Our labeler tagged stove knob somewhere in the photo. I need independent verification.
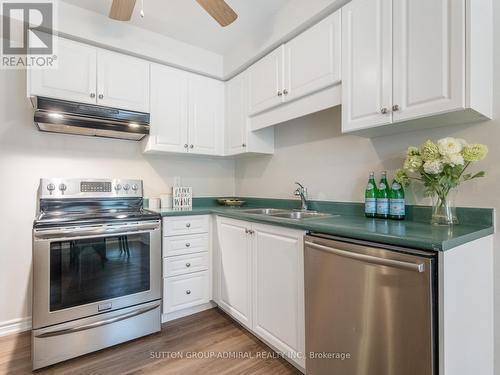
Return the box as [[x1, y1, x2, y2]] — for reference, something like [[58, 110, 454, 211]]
[[59, 183, 67, 192], [123, 184, 130, 191], [47, 183, 55, 195], [131, 184, 139, 191], [114, 184, 122, 191]]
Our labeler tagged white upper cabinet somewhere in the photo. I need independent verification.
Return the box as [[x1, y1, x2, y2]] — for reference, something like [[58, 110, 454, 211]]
[[392, 0, 464, 123], [225, 72, 247, 155], [341, 0, 393, 132], [149, 64, 189, 153], [225, 71, 275, 156], [342, 0, 492, 135], [284, 11, 342, 103], [216, 217, 253, 329], [248, 46, 285, 116], [96, 50, 150, 112], [188, 75, 224, 155], [144, 64, 224, 156], [29, 38, 97, 104], [247, 10, 342, 131], [29, 37, 150, 113]]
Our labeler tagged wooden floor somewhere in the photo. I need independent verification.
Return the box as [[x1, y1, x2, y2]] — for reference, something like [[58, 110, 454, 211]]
[[0, 308, 301, 375]]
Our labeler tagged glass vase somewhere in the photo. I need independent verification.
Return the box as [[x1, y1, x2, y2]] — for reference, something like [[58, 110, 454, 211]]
[[431, 190, 459, 225]]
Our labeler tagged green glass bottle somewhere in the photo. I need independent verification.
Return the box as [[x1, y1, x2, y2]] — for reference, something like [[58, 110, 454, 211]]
[[389, 179, 406, 220], [364, 172, 377, 218], [376, 171, 390, 219]]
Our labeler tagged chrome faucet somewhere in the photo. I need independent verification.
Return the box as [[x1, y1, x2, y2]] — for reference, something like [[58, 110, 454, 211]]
[[294, 182, 308, 211]]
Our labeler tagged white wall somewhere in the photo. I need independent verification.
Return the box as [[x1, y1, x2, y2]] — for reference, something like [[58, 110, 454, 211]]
[[55, 1, 223, 78], [0, 67, 235, 325]]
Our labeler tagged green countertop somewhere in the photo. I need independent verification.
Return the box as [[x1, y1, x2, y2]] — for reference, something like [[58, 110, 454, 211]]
[[149, 198, 494, 252]]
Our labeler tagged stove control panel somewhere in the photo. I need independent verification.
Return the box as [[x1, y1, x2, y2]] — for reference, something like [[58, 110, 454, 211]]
[[80, 181, 112, 193], [39, 178, 144, 199]]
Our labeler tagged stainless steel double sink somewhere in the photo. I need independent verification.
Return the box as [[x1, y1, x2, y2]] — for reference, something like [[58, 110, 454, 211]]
[[239, 208, 332, 220]]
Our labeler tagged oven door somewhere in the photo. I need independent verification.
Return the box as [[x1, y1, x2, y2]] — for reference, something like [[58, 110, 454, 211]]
[[32, 220, 161, 329]]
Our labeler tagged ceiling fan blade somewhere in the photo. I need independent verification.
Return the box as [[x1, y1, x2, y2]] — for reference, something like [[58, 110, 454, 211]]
[[109, 0, 137, 21], [196, 0, 238, 27]]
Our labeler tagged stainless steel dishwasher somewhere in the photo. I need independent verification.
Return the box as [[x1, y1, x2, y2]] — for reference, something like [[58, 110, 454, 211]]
[[304, 234, 437, 375]]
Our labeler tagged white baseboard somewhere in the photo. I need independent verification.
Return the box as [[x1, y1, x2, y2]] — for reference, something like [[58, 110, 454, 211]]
[[0, 317, 32, 337], [161, 302, 217, 323]]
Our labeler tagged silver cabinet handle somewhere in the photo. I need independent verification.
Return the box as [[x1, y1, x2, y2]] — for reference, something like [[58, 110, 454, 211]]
[[185, 243, 191, 248], [381, 108, 389, 114], [34, 221, 160, 239], [90, 93, 96, 98], [186, 263, 191, 268], [184, 144, 189, 149], [242, 143, 246, 147], [392, 104, 400, 111], [277, 90, 283, 96], [186, 223, 191, 228], [34, 303, 160, 338], [186, 290, 191, 295], [305, 241, 425, 273], [98, 94, 104, 99], [246, 229, 255, 235], [283, 89, 289, 95], [190, 144, 194, 149]]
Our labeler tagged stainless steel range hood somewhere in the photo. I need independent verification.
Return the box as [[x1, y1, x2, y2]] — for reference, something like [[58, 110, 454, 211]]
[[34, 97, 150, 141]]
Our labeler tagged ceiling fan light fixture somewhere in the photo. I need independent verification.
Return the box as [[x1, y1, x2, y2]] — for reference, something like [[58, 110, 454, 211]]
[[195, 0, 238, 27]]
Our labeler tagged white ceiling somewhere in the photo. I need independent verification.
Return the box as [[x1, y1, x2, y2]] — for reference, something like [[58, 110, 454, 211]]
[[61, 0, 291, 55]]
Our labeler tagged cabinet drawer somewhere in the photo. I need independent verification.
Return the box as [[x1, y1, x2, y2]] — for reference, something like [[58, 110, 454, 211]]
[[163, 233, 209, 257], [163, 271, 210, 313], [163, 252, 209, 277], [163, 216, 209, 236]]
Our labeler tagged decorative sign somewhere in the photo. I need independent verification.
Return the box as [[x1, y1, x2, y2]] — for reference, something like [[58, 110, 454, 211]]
[[173, 187, 192, 209]]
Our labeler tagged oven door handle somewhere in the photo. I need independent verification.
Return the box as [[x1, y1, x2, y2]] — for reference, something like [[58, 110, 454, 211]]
[[34, 221, 160, 239], [34, 302, 161, 338]]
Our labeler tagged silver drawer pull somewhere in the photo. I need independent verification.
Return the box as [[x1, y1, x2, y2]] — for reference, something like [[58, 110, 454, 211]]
[[185, 263, 191, 268], [305, 241, 425, 273], [34, 303, 160, 338], [186, 223, 191, 228], [185, 243, 191, 247], [186, 290, 191, 295]]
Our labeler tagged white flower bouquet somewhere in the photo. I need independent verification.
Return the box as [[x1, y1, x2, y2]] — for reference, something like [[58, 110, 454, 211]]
[[395, 137, 488, 225]]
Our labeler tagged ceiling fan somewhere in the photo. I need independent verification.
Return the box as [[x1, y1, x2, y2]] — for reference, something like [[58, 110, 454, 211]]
[[109, 0, 238, 27]]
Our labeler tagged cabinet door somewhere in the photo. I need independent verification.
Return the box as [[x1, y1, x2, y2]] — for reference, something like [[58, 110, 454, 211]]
[[163, 271, 210, 313], [252, 223, 305, 368], [225, 72, 248, 155], [284, 10, 341, 103], [341, 0, 393, 132], [149, 64, 189, 153], [29, 37, 97, 104], [188, 74, 224, 155], [248, 46, 285, 116], [97, 49, 150, 112], [392, 0, 465, 122], [216, 217, 252, 329]]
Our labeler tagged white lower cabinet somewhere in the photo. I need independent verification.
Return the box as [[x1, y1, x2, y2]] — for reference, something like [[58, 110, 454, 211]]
[[162, 216, 212, 320], [163, 271, 210, 313], [215, 216, 305, 370], [215, 217, 253, 329], [252, 223, 305, 369]]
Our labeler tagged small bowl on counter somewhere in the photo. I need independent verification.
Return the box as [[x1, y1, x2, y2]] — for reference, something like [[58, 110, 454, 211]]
[[217, 198, 247, 207]]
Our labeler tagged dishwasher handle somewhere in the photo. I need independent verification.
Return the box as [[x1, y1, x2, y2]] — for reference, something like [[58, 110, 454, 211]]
[[305, 241, 425, 273]]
